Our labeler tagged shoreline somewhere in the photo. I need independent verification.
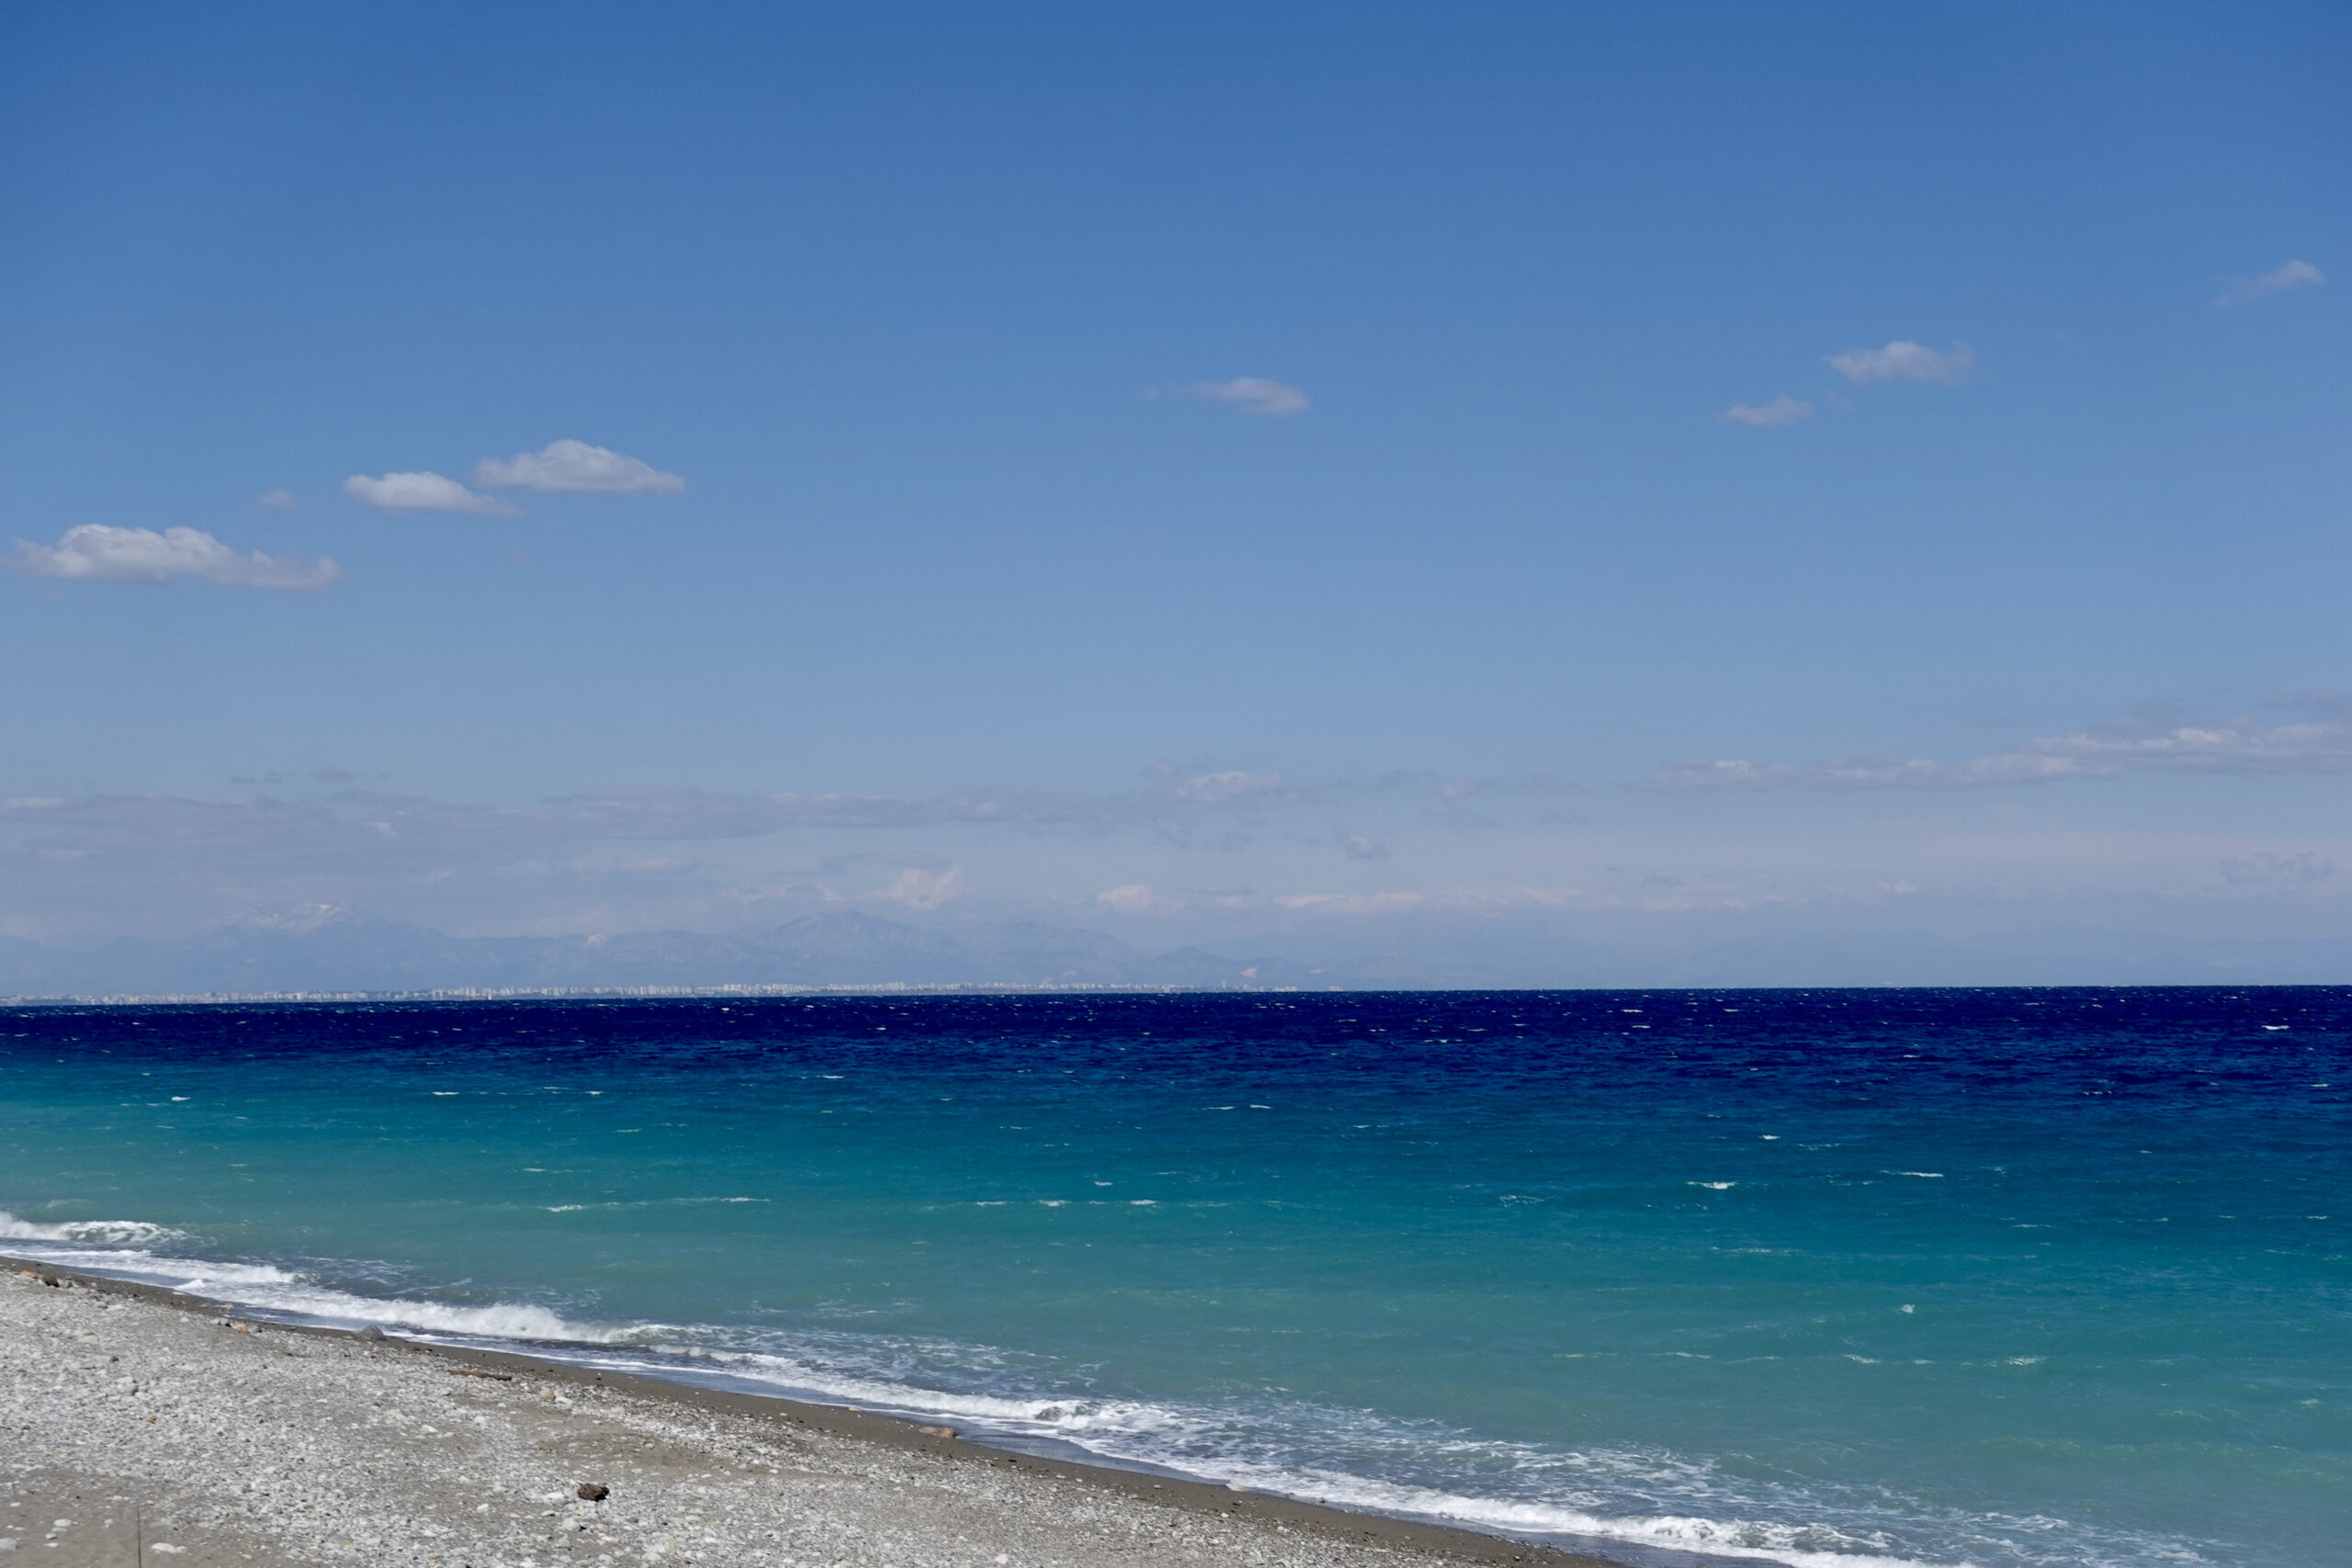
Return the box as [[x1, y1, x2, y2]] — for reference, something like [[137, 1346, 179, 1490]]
[[3, 1250, 1639, 1568]]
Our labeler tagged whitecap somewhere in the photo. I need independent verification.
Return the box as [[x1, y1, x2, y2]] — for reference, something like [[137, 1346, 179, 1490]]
[[0, 1210, 184, 1246], [0, 1203, 2216, 1568]]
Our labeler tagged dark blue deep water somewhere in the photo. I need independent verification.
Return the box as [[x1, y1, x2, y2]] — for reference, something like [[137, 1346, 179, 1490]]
[[1, 989, 2344, 1568]]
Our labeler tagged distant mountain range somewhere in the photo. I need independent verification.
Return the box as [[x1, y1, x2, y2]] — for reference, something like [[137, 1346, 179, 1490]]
[[0, 909, 1328, 998], [5, 907, 2347, 998]]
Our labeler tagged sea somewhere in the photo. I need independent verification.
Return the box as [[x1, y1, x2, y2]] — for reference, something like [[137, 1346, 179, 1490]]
[[0, 990, 2342, 1568]]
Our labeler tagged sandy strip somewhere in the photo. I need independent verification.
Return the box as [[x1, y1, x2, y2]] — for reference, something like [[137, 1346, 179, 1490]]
[[0, 1258, 1619, 1568]]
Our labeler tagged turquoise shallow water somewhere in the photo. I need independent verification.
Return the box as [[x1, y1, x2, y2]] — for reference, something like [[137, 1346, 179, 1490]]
[[0, 990, 2344, 1568]]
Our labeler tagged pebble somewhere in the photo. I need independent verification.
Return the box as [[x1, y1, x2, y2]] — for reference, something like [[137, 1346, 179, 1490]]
[[0, 1269, 1473, 1568]]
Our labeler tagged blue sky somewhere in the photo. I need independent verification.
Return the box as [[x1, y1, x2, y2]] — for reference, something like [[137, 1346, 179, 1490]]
[[3, 3, 2347, 977]]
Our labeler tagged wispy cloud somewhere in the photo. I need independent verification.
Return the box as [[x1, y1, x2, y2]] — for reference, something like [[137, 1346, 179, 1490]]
[[1179, 378, 1309, 417], [1172, 770, 1286, 805], [545, 786, 1136, 837], [257, 488, 296, 512], [0, 775, 1285, 944], [11, 525, 344, 591], [1094, 883, 1168, 914], [865, 864, 965, 908], [1721, 396, 1815, 427], [474, 439, 685, 495], [0, 760, 1608, 943], [2216, 258, 2324, 307], [1643, 699, 2352, 791], [1825, 340, 1975, 386], [1271, 886, 1575, 916], [1273, 889, 1430, 915], [1645, 755, 2071, 790], [343, 470, 514, 514], [2220, 851, 2335, 886]]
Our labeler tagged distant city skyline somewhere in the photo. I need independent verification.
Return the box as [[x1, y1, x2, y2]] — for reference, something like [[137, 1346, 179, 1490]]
[[3, 3, 2346, 980]]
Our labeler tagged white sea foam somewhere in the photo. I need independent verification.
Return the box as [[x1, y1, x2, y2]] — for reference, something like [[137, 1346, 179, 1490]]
[[0, 1227, 597, 1343], [447, 1337, 2049, 1568], [0, 1217, 2199, 1568], [1248, 1477, 1950, 1568], [0, 1210, 184, 1246]]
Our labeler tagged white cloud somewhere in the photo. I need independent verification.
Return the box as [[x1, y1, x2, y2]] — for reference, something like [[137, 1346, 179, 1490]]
[[257, 488, 296, 512], [2220, 851, 2334, 886], [1274, 889, 1429, 914], [1644, 755, 2071, 790], [865, 865, 965, 909], [11, 525, 344, 591], [1183, 378, 1309, 417], [1825, 341, 1975, 386], [1644, 700, 2352, 791], [1095, 883, 1169, 913], [1721, 396, 1815, 427], [2217, 259, 2324, 307], [474, 439, 685, 495], [1267, 886, 1576, 917], [1173, 770, 1285, 805], [343, 470, 514, 514]]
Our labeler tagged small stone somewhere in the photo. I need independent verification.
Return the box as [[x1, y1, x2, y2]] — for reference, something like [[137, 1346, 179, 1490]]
[[575, 1483, 609, 1502], [916, 1425, 956, 1439], [357, 1325, 385, 1343]]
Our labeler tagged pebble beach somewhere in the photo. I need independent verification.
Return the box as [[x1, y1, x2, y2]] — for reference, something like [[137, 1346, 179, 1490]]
[[0, 1261, 1597, 1568]]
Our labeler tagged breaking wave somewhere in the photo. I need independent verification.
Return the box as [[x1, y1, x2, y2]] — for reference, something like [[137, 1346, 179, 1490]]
[[0, 1209, 183, 1246], [0, 1217, 2214, 1568]]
